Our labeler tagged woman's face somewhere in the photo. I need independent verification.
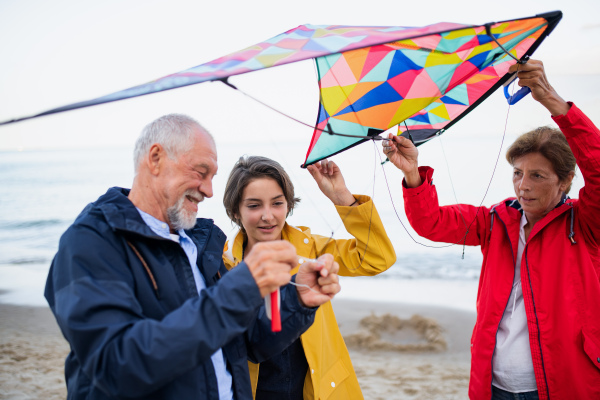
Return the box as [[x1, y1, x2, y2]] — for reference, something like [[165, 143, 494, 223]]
[[236, 177, 288, 250], [512, 152, 570, 222]]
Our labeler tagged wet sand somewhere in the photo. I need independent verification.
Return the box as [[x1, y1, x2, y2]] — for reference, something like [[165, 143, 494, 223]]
[[0, 304, 69, 400], [333, 299, 475, 399], [0, 299, 475, 399]]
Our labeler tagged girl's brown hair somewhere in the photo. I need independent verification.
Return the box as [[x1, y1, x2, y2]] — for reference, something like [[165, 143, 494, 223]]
[[223, 156, 300, 231]]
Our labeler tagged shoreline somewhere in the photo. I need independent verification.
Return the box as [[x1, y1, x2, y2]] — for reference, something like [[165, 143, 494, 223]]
[[0, 300, 475, 399]]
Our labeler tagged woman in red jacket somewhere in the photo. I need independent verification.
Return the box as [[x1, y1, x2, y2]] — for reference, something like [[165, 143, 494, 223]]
[[383, 59, 600, 400]]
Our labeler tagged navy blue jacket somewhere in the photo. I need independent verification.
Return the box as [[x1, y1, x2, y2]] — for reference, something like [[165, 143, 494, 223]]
[[44, 187, 316, 399]]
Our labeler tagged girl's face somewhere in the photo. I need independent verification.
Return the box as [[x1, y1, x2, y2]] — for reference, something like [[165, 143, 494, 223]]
[[236, 177, 288, 252]]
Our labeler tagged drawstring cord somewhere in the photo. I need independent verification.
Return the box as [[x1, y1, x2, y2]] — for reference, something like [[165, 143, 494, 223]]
[[568, 206, 577, 245], [511, 280, 520, 319]]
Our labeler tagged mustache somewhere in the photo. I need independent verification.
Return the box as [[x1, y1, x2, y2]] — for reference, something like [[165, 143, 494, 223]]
[[184, 190, 204, 203]]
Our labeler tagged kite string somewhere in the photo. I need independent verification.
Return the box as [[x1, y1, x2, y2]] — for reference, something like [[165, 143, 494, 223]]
[[219, 79, 391, 144], [224, 75, 383, 269], [221, 63, 518, 255], [310, 138, 378, 273], [375, 65, 518, 252], [437, 134, 467, 229], [436, 133, 469, 255], [220, 77, 385, 270]]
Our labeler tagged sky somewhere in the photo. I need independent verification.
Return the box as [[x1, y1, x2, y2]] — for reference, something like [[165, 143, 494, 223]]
[[0, 0, 599, 152], [1, 0, 600, 247]]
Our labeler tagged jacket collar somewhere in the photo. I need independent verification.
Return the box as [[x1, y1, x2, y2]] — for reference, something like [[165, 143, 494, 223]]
[[505, 193, 569, 213], [492, 193, 574, 243], [227, 222, 312, 265], [92, 187, 215, 240]]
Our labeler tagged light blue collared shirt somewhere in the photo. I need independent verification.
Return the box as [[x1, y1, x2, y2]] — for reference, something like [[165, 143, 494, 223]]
[[136, 209, 233, 400]]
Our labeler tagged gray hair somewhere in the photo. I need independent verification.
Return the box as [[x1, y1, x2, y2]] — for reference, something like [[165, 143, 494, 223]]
[[133, 114, 212, 173]]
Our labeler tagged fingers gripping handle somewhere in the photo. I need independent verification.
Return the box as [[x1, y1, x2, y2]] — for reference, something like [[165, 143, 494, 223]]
[[265, 289, 281, 332]]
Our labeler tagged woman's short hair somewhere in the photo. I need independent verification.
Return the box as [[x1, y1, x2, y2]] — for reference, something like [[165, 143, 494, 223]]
[[506, 126, 576, 193], [223, 156, 300, 231]]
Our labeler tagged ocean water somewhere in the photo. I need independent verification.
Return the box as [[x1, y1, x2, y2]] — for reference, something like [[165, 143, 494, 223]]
[[1, 76, 598, 312], [0, 141, 493, 310]]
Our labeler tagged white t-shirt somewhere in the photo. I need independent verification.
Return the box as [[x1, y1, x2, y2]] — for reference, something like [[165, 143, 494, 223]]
[[492, 212, 537, 392]]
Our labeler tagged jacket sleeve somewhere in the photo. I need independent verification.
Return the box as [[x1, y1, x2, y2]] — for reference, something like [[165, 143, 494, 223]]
[[46, 223, 266, 398], [402, 166, 491, 246], [221, 245, 317, 363], [244, 274, 317, 364], [311, 195, 396, 277], [552, 103, 600, 245]]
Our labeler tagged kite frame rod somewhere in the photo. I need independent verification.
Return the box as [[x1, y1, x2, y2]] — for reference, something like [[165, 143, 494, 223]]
[[484, 23, 521, 63]]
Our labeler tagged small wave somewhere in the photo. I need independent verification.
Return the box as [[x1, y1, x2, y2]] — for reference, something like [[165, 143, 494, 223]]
[[0, 219, 64, 230], [0, 257, 50, 266], [376, 253, 482, 280]]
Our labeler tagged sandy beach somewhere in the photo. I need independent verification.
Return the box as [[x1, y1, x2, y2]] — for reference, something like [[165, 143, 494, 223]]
[[0, 299, 474, 399], [334, 299, 474, 399]]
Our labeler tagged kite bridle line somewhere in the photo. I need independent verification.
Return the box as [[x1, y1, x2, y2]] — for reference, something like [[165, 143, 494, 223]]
[[219, 58, 524, 256], [219, 77, 381, 273], [218, 78, 392, 143], [375, 62, 521, 253]]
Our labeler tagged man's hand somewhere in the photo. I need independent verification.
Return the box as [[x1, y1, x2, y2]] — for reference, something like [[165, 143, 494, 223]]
[[508, 59, 570, 116], [306, 159, 356, 207], [382, 133, 422, 188], [244, 241, 297, 298], [295, 254, 341, 308]]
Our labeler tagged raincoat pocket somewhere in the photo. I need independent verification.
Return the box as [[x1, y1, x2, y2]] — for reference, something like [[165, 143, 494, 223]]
[[582, 329, 600, 372]]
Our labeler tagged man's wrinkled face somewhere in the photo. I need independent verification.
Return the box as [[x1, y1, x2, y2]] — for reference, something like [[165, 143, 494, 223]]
[[161, 128, 217, 231]]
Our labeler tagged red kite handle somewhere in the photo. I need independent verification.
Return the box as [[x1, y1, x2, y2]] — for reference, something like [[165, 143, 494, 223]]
[[270, 289, 281, 332]]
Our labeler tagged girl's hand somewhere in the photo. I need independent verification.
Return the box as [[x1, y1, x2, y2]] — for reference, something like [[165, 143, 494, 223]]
[[306, 159, 356, 206]]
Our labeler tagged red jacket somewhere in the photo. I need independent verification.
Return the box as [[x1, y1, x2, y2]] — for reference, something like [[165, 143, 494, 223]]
[[403, 104, 600, 399]]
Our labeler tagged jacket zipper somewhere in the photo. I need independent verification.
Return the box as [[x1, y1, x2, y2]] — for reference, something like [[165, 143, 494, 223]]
[[488, 210, 516, 399], [523, 248, 550, 398]]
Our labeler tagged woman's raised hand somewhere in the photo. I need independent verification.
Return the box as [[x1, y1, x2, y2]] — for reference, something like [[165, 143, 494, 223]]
[[508, 59, 570, 117], [382, 133, 422, 188], [306, 159, 356, 207]]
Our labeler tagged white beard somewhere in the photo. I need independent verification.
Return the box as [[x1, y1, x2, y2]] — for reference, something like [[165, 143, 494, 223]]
[[167, 190, 203, 230]]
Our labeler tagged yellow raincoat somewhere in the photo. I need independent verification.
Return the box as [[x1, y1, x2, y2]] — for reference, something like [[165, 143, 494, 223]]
[[223, 195, 396, 399]]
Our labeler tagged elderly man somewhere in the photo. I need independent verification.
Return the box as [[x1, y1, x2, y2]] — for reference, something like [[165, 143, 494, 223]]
[[44, 114, 341, 400]]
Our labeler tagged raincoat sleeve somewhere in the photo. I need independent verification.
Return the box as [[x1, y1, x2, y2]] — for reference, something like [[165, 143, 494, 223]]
[[552, 103, 600, 246], [244, 275, 317, 364], [402, 167, 491, 247], [46, 224, 315, 398], [312, 194, 396, 277]]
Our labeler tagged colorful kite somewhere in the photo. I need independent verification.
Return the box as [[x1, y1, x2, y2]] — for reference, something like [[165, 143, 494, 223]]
[[0, 11, 562, 167]]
